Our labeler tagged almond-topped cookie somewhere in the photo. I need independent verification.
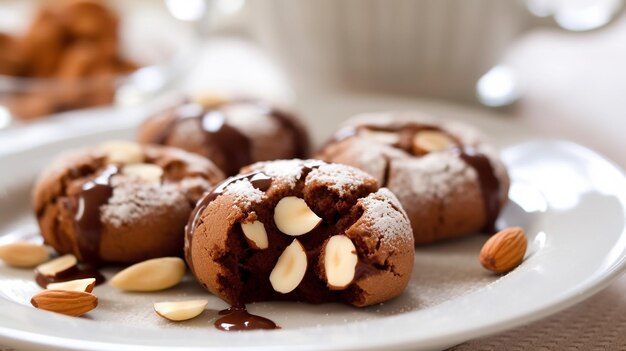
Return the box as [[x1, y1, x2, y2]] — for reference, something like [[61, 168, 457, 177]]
[[33, 141, 224, 264], [185, 159, 414, 307], [317, 112, 510, 244], [137, 96, 311, 176]]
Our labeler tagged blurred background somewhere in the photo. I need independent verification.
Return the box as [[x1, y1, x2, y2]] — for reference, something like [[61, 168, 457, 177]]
[[0, 0, 624, 166], [0, 1, 625, 349]]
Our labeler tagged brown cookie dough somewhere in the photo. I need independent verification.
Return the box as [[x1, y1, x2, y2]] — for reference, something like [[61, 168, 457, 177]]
[[137, 96, 311, 176], [185, 159, 414, 307], [317, 112, 510, 245], [33, 141, 224, 264]]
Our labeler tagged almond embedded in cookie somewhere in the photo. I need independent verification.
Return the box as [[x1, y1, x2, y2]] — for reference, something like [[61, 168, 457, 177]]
[[317, 112, 511, 244], [185, 159, 414, 307], [32, 141, 225, 264]]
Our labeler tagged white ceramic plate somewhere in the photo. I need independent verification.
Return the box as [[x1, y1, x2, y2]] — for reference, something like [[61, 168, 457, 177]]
[[0, 95, 625, 351]]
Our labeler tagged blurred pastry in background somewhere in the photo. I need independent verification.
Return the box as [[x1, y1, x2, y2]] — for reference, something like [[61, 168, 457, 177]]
[[0, 0, 138, 120], [138, 94, 311, 176], [33, 141, 224, 264], [317, 112, 510, 245]]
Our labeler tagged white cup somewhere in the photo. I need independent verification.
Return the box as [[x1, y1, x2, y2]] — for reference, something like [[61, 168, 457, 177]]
[[213, 0, 623, 104]]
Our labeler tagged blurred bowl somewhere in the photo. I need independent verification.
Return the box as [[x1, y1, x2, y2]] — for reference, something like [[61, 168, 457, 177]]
[[0, 0, 205, 128]]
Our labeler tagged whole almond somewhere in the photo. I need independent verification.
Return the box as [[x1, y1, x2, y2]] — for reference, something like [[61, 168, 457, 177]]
[[31, 290, 98, 317], [0, 241, 49, 268], [110, 257, 185, 292], [480, 227, 527, 274]]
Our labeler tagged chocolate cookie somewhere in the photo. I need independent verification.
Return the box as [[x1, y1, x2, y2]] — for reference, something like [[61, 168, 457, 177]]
[[33, 141, 224, 264], [185, 159, 414, 307], [317, 112, 510, 245], [137, 96, 310, 176]]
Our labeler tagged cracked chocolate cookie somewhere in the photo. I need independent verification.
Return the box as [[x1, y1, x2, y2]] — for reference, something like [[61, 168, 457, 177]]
[[317, 112, 510, 245], [137, 96, 310, 176], [185, 159, 414, 307], [33, 141, 224, 264]]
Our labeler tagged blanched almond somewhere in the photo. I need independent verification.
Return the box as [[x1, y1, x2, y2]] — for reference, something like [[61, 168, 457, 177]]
[[122, 163, 163, 184], [36, 254, 77, 277], [154, 299, 208, 321], [322, 235, 358, 290], [360, 129, 400, 145], [412, 130, 456, 155], [0, 241, 49, 268], [110, 257, 185, 292], [100, 140, 143, 165], [269, 239, 307, 294], [274, 197, 322, 236], [47, 278, 96, 293], [241, 220, 269, 250]]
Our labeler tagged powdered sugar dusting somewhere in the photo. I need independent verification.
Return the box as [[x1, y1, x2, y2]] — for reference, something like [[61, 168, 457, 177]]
[[388, 152, 476, 202], [306, 163, 374, 197], [350, 140, 409, 183], [102, 177, 188, 227], [247, 159, 306, 187], [222, 179, 266, 210], [358, 188, 413, 248]]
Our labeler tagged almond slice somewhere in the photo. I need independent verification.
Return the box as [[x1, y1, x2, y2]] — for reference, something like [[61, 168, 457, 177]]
[[100, 140, 144, 165], [0, 241, 49, 268], [110, 257, 185, 292], [122, 163, 163, 184], [412, 130, 456, 155], [154, 299, 208, 321], [31, 290, 98, 317], [273, 197, 322, 236], [322, 235, 358, 290], [47, 278, 96, 293], [269, 239, 307, 294], [36, 254, 77, 277], [360, 129, 400, 145], [241, 221, 269, 250]]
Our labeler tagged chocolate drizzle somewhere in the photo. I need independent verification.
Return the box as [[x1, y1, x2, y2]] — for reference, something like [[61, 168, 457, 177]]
[[457, 148, 501, 233], [215, 305, 279, 331], [326, 123, 502, 233], [35, 265, 105, 288], [152, 99, 309, 175], [73, 164, 119, 263]]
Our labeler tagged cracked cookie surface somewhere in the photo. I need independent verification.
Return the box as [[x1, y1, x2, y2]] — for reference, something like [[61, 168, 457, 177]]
[[317, 112, 510, 245], [33, 141, 224, 264], [185, 159, 414, 307]]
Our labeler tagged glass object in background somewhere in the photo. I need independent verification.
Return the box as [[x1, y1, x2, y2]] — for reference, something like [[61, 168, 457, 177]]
[[0, 0, 207, 129], [474, 0, 624, 107]]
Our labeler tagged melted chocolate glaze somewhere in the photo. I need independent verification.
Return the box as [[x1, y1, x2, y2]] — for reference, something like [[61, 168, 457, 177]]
[[73, 164, 119, 263], [35, 264, 105, 288], [457, 148, 501, 233], [215, 305, 278, 331], [152, 99, 309, 176], [326, 123, 502, 232]]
